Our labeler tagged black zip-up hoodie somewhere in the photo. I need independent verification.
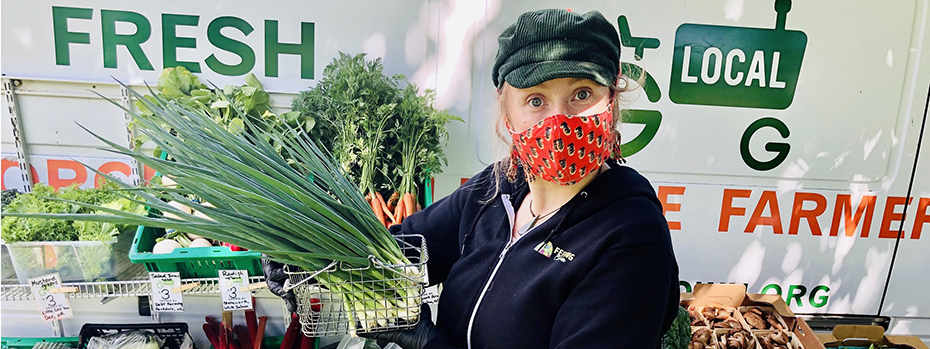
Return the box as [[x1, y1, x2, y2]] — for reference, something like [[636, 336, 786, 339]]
[[393, 160, 679, 348]]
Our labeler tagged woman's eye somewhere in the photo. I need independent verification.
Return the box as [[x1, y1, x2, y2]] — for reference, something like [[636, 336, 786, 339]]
[[529, 97, 543, 107], [575, 90, 591, 100]]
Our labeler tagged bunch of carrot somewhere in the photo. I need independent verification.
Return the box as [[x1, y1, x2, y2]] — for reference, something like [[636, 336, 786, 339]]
[[366, 192, 421, 228]]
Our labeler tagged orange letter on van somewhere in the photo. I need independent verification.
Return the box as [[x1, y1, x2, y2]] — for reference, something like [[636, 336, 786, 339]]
[[1, 159, 18, 190], [47, 159, 88, 189], [94, 161, 132, 188], [789, 192, 827, 235], [658, 186, 686, 230], [878, 196, 913, 239], [911, 197, 930, 240], [831, 194, 876, 237], [745, 190, 784, 234], [719, 189, 752, 232]]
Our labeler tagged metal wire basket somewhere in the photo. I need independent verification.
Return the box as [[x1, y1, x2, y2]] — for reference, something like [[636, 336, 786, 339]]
[[283, 234, 428, 337]]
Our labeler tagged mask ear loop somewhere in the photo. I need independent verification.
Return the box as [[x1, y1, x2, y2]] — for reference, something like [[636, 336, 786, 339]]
[[607, 104, 626, 164]]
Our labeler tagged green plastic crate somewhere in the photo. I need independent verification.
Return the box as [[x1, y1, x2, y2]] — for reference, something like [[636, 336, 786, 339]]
[[129, 225, 262, 278], [2, 337, 80, 349]]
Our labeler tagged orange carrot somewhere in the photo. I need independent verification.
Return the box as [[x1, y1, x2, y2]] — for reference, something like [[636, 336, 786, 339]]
[[387, 192, 400, 211], [404, 193, 416, 218], [394, 196, 405, 225], [370, 192, 386, 226], [376, 192, 395, 225]]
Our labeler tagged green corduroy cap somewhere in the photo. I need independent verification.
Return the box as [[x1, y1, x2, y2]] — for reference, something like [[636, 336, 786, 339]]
[[492, 9, 621, 90]]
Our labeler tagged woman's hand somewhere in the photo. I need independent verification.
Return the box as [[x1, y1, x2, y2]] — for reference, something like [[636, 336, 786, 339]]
[[361, 304, 441, 349], [261, 258, 297, 314]]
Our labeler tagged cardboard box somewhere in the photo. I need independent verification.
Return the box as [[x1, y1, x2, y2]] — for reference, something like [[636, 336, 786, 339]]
[[816, 325, 929, 349], [681, 283, 825, 349]]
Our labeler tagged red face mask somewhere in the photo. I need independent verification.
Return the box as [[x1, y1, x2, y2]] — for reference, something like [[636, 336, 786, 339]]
[[508, 104, 614, 185]]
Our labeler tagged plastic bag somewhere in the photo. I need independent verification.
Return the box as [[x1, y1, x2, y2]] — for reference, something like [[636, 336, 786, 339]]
[[334, 336, 380, 349], [86, 331, 164, 349]]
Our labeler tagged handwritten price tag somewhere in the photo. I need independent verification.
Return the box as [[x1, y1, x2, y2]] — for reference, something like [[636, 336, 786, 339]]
[[422, 285, 440, 304], [219, 270, 252, 310], [149, 272, 184, 312], [29, 274, 73, 322]]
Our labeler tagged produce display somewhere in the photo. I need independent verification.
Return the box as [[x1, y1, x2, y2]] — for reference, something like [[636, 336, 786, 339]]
[[1, 183, 145, 282], [291, 53, 461, 227], [6, 70, 427, 334], [1, 183, 143, 244], [686, 302, 802, 349]]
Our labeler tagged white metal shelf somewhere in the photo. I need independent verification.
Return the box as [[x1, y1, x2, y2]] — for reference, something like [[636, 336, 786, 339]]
[[1, 276, 265, 302]]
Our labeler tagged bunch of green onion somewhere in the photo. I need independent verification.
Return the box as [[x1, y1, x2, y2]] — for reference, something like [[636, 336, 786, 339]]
[[6, 83, 422, 334]]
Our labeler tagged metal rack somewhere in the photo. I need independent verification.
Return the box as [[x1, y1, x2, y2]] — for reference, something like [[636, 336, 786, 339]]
[[0, 276, 265, 302]]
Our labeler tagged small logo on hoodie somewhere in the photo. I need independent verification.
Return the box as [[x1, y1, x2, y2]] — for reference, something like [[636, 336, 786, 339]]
[[535, 242, 575, 263]]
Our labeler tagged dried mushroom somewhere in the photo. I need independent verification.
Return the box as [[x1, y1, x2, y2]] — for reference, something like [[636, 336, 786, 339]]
[[703, 302, 731, 321], [758, 331, 792, 349], [766, 314, 785, 330], [718, 329, 756, 349], [741, 307, 785, 330], [713, 318, 743, 329], [701, 303, 745, 330], [690, 327, 714, 349], [688, 305, 706, 326]]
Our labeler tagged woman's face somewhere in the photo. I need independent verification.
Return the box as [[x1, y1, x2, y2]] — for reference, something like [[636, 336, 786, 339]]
[[501, 77, 611, 133]]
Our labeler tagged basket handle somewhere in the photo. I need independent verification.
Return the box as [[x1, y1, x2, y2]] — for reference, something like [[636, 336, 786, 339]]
[[282, 260, 338, 292], [372, 258, 427, 285]]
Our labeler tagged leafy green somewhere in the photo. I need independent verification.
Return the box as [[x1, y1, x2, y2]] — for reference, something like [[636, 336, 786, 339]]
[[392, 85, 462, 195], [291, 53, 460, 199], [0, 183, 142, 244], [134, 67, 312, 166], [1, 189, 20, 207], [292, 53, 402, 194]]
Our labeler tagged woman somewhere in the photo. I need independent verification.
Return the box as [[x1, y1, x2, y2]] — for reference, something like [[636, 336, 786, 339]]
[[268, 8, 679, 348]]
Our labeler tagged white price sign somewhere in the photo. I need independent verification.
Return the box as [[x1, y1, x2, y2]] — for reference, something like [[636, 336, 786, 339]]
[[422, 285, 440, 305], [219, 270, 252, 310], [149, 272, 184, 312], [29, 274, 73, 322]]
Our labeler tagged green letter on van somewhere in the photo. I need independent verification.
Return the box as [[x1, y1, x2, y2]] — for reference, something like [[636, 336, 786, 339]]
[[265, 20, 314, 79], [162, 14, 200, 72], [52, 6, 93, 66], [101, 10, 154, 70], [206, 16, 256, 76]]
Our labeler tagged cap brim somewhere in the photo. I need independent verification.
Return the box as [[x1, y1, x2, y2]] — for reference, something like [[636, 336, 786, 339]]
[[502, 60, 615, 89]]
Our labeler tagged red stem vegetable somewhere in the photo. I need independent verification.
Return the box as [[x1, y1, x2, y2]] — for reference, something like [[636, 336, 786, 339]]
[[246, 306, 258, 342], [236, 325, 254, 349], [203, 323, 221, 349], [280, 313, 301, 349], [254, 316, 268, 349]]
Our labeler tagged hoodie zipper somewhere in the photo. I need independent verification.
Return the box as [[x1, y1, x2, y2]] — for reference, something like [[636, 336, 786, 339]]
[[466, 238, 514, 349]]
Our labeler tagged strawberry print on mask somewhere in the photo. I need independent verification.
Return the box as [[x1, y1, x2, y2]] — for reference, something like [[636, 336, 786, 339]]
[[508, 105, 614, 185]]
